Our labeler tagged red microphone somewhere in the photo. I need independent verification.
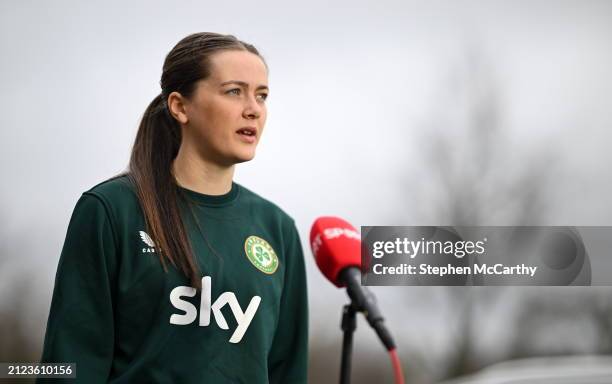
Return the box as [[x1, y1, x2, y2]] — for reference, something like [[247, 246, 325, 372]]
[[310, 217, 405, 384], [310, 216, 361, 287], [310, 217, 396, 351]]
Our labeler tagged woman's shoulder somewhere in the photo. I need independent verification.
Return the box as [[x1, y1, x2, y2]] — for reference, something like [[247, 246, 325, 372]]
[[85, 173, 136, 200], [80, 172, 140, 216]]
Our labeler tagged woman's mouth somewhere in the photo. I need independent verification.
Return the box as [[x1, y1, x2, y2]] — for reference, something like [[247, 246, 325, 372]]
[[236, 127, 257, 143]]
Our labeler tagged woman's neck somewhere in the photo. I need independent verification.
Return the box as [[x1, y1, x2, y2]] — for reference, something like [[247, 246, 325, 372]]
[[171, 145, 235, 196]]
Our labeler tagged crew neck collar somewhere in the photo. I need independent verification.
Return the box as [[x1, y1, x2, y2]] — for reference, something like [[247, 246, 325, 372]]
[[177, 182, 240, 207]]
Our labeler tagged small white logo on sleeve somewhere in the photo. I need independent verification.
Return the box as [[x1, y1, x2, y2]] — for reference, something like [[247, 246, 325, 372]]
[[139, 231, 156, 253]]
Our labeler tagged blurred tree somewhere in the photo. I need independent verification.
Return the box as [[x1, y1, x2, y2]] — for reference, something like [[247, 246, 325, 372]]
[[408, 45, 559, 381]]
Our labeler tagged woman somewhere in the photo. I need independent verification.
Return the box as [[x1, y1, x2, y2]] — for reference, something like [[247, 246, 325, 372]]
[[38, 32, 308, 383]]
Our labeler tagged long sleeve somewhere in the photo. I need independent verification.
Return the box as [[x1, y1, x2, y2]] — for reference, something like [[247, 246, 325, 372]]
[[37, 193, 118, 383], [268, 222, 309, 384]]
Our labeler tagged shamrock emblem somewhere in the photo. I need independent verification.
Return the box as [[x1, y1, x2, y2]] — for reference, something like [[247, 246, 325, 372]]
[[245, 236, 279, 274], [255, 245, 271, 263]]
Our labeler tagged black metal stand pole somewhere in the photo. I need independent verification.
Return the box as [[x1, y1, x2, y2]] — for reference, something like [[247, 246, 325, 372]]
[[340, 304, 357, 384]]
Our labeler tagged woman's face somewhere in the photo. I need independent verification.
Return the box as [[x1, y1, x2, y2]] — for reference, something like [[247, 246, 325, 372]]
[[178, 50, 269, 167]]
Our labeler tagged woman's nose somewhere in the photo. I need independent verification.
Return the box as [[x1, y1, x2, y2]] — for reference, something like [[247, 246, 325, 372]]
[[243, 95, 262, 119]]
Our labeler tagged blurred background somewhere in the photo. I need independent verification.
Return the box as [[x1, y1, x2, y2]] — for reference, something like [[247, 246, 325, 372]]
[[1, 0, 611, 383]]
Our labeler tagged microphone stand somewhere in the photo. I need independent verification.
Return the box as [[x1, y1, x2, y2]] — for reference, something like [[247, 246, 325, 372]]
[[340, 303, 358, 384], [337, 268, 397, 383]]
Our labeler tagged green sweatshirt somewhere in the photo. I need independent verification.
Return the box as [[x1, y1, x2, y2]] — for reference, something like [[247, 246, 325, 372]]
[[38, 175, 308, 383]]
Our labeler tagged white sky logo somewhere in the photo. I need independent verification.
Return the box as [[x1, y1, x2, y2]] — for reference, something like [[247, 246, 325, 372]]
[[169, 276, 261, 344]]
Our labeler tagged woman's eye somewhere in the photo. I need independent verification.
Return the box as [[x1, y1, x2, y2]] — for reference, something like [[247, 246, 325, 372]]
[[226, 88, 241, 95], [257, 93, 268, 102]]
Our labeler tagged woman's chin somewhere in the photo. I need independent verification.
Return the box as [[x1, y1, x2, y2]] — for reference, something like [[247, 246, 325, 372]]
[[231, 151, 256, 164]]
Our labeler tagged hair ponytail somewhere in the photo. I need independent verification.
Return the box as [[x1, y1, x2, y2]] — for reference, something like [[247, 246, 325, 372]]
[[127, 93, 202, 289]]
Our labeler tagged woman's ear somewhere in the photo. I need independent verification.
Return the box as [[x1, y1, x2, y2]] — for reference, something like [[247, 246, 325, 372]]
[[167, 91, 189, 125]]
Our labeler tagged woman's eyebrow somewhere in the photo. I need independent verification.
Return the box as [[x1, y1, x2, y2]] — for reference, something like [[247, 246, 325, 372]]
[[220, 80, 268, 91]]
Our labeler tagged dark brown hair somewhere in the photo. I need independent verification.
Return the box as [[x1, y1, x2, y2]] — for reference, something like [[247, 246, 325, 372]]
[[123, 32, 265, 290]]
